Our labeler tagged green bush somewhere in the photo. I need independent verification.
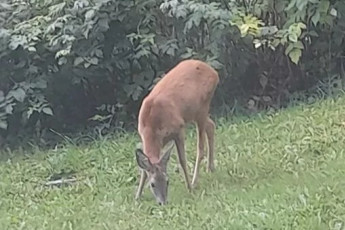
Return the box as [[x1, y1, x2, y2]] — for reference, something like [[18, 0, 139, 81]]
[[0, 0, 344, 145]]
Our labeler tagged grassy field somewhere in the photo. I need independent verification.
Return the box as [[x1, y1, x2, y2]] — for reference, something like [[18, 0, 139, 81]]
[[1, 96, 345, 230]]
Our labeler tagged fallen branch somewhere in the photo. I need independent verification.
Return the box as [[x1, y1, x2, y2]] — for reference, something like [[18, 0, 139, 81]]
[[44, 178, 77, 186]]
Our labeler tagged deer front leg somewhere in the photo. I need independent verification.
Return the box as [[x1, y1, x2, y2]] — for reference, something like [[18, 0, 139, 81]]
[[175, 132, 192, 192], [135, 169, 147, 200]]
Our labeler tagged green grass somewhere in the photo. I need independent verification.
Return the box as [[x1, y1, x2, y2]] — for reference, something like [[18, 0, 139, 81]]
[[1, 96, 345, 230]]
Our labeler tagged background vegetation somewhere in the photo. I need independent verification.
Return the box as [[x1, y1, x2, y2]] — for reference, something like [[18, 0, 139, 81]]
[[0, 0, 345, 146]]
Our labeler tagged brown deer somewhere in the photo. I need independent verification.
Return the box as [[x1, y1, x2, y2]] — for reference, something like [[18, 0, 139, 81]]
[[134, 59, 219, 205]]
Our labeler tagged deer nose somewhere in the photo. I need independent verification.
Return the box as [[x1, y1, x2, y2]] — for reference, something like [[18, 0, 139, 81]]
[[158, 200, 167, 205]]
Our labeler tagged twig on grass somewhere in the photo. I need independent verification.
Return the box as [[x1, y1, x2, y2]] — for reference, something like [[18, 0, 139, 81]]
[[44, 178, 77, 186]]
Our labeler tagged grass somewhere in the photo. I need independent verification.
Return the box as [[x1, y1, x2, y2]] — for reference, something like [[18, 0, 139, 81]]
[[1, 96, 345, 230]]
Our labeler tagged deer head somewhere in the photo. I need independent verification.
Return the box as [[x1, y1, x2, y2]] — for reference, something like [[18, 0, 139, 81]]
[[135, 144, 174, 205]]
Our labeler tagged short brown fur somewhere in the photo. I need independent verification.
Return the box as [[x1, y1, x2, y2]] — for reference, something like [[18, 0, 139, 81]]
[[135, 59, 219, 205]]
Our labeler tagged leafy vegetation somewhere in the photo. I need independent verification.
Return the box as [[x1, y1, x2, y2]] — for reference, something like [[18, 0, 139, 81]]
[[0, 0, 345, 145], [1, 95, 345, 229]]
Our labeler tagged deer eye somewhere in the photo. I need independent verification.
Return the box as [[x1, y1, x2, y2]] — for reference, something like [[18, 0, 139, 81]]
[[150, 183, 155, 188]]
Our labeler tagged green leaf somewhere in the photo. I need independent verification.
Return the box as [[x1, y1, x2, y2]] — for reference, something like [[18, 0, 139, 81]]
[[253, 39, 262, 49], [311, 11, 320, 26], [294, 41, 304, 49], [10, 88, 26, 102], [285, 43, 294, 55], [131, 86, 143, 101], [74, 57, 84, 66], [240, 24, 250, 36], [58, 57, 67, 65], [298, 22, 306, 29], [166, 47, 175, 56], [175, 5, 188, 18], [49, 2, 66, 16], [28, 46, 37, 52], [184, 19, 194, 34], [330, 8, 337, 17], [0, 120, 7, 130], [42, 107, 53, 116], [90, 57, 98, 65], [275, 1, 286, 13], [33, 80, 47, 89], [289, 48, 302, 64], [95, 49, 103, 58], [296, 0, 307, 11], [98, 18, 109, 31], [319, 0, 330, 13], [55, 49, 70, 59], [85, 9, 95, 21], [288, 34, 298, 42], [324, 15, 334, 26], [259, 75, 268, 88], [84, 62, 91, 68], [285, 0, 297, 11], [89, 114, 112, 122], [27, 108, 34, 119], [270, 41, 279, 49], [208, 59, 223, 70], [5, 104, 13, 114]]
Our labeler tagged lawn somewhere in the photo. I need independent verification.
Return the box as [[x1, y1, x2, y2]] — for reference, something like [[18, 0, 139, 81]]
[[1, 96, 345, 230]]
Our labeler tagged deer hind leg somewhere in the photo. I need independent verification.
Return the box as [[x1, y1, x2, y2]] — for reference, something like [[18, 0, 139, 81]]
[[191, 122, 206, 187], [135, 169, 147, 200], [205, 117, 215, 173], [175, 131, 192, 192]]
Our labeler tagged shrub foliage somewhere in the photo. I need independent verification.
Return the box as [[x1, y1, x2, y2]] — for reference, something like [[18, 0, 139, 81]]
[[0, 0, 344, 142]]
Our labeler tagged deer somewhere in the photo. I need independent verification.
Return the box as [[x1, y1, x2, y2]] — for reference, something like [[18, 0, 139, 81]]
[[134, 59, 219, 205]]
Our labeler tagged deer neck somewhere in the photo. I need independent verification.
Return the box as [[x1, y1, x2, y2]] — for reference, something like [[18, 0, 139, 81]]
[[142, 133, 162, 164]]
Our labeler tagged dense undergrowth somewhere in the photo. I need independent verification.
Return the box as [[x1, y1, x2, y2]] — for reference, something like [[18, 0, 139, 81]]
[[1, 0, 345, 146]]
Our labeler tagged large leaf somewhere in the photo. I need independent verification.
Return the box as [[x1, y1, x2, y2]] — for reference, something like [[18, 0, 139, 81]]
[[285, 43, 294, 55], [42, 107, 53, 116], [85, 9, 95, 21], [294, 41, 304, 49], [89, 57, 98, 65], [74, 57, 84, 66], [289, 48, 302, 64], [311, 11, 320, 26], [296, 0, 308, 11], [0, 120, 7, 130], [8, 88, 26, 102], [285, 0, 297, 11], [319, 0, 330, 13], [5, 104, 13, 114], [288, 34, 298, 42]]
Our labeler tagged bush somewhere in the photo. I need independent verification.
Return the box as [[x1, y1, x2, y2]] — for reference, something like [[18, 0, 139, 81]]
[[0, 0, 344, 145]]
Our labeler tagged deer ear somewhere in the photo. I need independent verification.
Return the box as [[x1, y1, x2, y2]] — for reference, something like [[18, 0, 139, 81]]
[[135, 148, 152, 171], [159, 143, 174, 167]]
